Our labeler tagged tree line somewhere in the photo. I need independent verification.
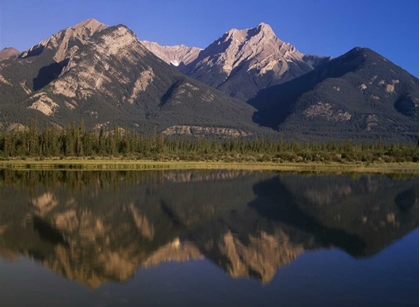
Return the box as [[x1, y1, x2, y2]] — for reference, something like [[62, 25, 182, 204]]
[[0, 121, 417, 163]]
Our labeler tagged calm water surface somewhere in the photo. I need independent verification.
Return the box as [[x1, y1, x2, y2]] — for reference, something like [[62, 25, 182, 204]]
[[0, 170, 418, 307]]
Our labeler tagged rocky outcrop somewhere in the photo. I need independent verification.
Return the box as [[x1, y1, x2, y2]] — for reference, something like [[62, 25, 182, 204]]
[[161, 125, 253, 137], [303, 102, 352, 122]]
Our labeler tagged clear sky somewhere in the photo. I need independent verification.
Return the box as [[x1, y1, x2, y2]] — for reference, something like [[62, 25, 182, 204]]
[[0, 0, 418, 76]]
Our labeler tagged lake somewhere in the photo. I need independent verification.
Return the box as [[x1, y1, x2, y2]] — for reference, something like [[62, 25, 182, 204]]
[[0, 170, 418, 306]]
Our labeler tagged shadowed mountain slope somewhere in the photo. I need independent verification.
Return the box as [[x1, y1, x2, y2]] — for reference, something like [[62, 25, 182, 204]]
[[250, 47, 419, 142]]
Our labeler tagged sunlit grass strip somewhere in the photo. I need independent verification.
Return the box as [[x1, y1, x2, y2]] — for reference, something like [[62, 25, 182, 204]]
[[0, 159, 417, 173]]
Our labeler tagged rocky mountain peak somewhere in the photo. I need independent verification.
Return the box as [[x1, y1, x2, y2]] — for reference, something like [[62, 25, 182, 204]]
[[0, 47, 19, 59], [256, 22, 272, 30], [224, 27, 244, 40], [181, 22, 330, 100], [72, 18, 107, 33], [255, 22, 276, 37], [222, 22, 277, 45], [20, 18, 108, 62]]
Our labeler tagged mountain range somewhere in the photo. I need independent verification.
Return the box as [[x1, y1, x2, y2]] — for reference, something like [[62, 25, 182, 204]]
[[0, 19, 265, 137], [144, 23, 331, 101], [0, 18, 417, 141]]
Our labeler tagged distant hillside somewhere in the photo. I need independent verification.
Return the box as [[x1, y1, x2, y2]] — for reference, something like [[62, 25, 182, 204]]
[[141, 41, 201, 69], [250, 47, 419, 142]]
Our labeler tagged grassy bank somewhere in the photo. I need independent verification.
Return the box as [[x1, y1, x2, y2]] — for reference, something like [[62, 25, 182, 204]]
[[0, 158, 417, 173]]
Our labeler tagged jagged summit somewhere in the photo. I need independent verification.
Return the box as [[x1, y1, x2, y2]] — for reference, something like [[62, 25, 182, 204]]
[[257, 21, 272, 29], [70, 18, 109, 39], [226, 22, 274, 34], [179, 22, 330, 100], [20, 18, 108, 62], [142, 22, 331, 101], [142, 22, 282, 74], [73, 18, 107, 31], [253, 22, 276, 36], [223, 22, 277, 44]]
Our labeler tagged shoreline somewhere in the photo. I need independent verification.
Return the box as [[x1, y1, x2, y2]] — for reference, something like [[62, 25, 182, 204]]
[[0, 159, 417, 173]]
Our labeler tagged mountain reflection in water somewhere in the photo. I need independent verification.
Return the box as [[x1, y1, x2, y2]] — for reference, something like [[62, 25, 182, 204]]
[[0, 170, 417, 288]]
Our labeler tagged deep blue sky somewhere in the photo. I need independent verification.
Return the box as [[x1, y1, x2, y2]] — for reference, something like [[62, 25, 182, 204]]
[[0, 0, 418, 76]]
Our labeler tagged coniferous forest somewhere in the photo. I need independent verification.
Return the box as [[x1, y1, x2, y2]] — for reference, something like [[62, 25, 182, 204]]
[[0, 121, 417, 163]]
